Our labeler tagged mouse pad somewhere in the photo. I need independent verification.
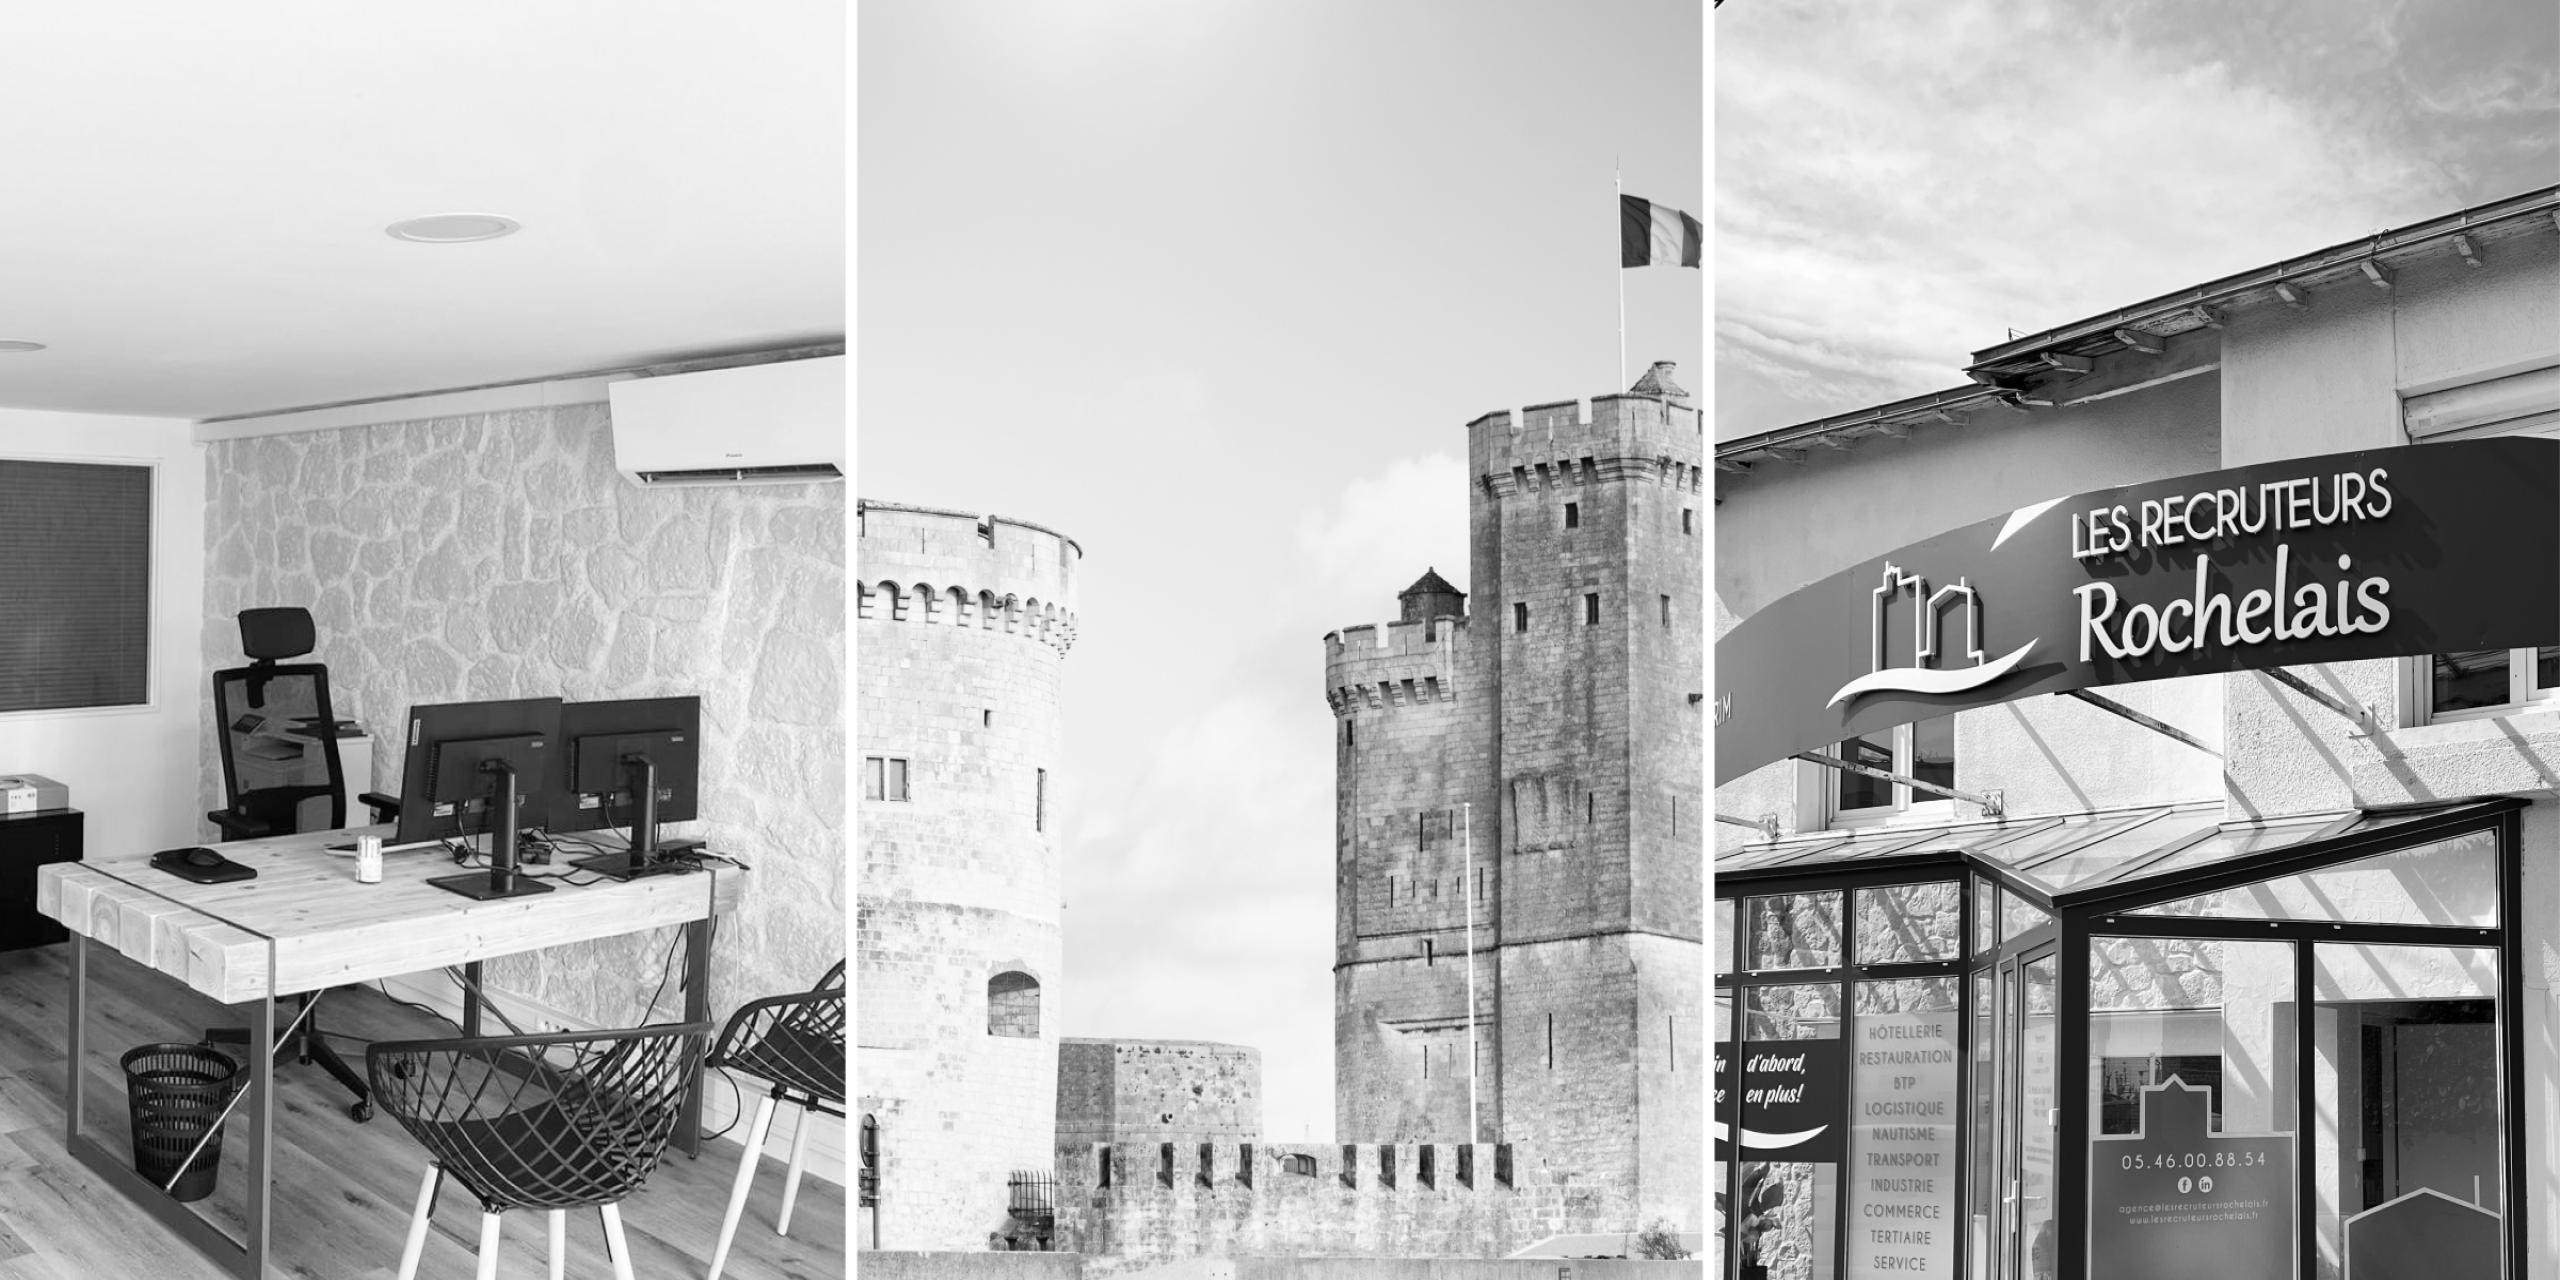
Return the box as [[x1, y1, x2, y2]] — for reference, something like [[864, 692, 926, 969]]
[[150, 849, 257, 884]]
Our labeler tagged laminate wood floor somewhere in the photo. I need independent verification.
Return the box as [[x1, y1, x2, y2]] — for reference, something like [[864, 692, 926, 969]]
[[0, 942, 844, 1279]]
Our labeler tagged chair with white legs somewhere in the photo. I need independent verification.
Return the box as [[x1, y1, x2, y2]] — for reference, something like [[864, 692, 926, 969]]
[[368, 1022, 711, 1279], [704, 961, 845, 1280]]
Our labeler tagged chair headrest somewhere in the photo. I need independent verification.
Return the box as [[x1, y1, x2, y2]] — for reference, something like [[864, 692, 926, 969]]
[[239, 608, 316, 661]]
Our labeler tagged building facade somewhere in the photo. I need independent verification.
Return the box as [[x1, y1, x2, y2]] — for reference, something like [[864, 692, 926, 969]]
[[1713, 187, 2560, 1280], [1324, 363, 1707, 1231], [855, 499, 1081, 1251]]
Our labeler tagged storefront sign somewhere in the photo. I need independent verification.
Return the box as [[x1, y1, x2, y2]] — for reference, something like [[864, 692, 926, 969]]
[[1715, 439, 2560, 782], [1846, 1010, 1960, 1276], [2087, 1079, 2293, 1280], [1715, 1036, 1850, 1164]]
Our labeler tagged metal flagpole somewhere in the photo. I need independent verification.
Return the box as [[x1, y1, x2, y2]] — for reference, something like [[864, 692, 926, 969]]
[[1464, 802, 1478, 1141], [1615, 161, 1626, 389]]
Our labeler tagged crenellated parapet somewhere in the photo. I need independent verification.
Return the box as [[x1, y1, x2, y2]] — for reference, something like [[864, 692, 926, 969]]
[[1466, 393, 1706, 501], [1321, 616, 1468, 716], [856, 499, 1080, 654], [1047, 1138, 1639, 1260]]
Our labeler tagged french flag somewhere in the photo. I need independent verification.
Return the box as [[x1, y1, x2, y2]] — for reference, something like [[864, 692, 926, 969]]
[[1619, 194, 1701, 269]]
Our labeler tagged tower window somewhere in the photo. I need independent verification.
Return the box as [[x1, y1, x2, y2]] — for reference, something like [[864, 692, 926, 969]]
[[988, 971, 1041, 1037], [1424, 938, 1435, 965], [983, 709, 995, 728], [1345, 719, 1355, 745], [1563, 501, 1579, 529], [864, 756, 910, 802], [1035, 768, 1047, 831], [1682, 508, 1694, 534], [1513, 602, 1529, 633], [1546, 1013, 1555, 1068], [1584, 593, 1600, 625], [1662, 594, 1672, 626]]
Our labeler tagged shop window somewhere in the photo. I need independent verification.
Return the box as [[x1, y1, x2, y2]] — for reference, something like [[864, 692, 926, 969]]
[[1713, 898, 1736, 976], [1826, 714, 1955, 825], [988, 971, 1041, 1037], [864, 756, 910, 802], [2312, 944, 2501, 1279], [1745, 892, 1844, 970], [2085, 936, 2299, 1280], [1845, 977, 1960, 1278], [1851, 881, 1963, 964]]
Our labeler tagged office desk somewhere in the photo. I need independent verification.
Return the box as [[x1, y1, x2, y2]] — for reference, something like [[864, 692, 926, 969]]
[[35, 824, 745, 1279]]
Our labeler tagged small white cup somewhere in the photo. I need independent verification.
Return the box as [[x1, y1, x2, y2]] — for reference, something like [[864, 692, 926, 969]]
[[356, 835, 383, 885]]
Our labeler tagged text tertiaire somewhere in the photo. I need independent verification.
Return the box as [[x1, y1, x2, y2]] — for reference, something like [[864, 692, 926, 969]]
[[2070, 466, 2395, 661]]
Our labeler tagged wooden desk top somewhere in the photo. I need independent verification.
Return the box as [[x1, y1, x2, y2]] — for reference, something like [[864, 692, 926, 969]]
[[35, 825, 745, 1005]]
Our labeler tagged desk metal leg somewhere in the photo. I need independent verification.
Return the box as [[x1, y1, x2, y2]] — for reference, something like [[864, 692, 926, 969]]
[[65, 933, 86, 1149], [462, 961, 483, 1036], [677, 917, 711, 1158], [245, 991, 274, 1278]]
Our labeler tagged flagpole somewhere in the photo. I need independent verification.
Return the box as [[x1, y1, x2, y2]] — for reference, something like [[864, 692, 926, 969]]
[[1615, 161, 1626, 389], [1464, 802, 1478, 1142]]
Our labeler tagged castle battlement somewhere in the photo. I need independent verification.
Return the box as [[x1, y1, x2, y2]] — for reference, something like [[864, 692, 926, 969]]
[[1056, 1139, 1597, 1196], [1046, 1138, 1640, 1261], [1322, 617, 1466, 715], [857, 498, 1081, 653]]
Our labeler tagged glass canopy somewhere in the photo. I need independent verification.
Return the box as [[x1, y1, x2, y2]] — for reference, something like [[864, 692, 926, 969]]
[[1713, 800, 2486, 907]]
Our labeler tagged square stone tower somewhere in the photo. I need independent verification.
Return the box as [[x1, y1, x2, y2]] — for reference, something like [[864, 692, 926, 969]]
[[1323, 363, 1705, 1230]]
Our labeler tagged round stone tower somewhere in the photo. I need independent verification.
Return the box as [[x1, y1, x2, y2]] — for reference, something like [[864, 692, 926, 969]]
[[855, 499, 1080, 1251]]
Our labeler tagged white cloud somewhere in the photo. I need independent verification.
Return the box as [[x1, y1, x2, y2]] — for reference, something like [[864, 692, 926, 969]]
[[1291, 451, 1470, 623], [1714, 0, 2461, 435]]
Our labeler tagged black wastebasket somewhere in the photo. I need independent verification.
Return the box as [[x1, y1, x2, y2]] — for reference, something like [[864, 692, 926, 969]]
[[122, 1043, 240, 1202]]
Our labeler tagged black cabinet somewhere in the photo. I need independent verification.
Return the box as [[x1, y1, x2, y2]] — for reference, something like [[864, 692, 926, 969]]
[[0, 808, 82, 950]]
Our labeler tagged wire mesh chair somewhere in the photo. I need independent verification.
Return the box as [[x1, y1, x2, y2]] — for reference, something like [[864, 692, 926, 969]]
[[368, 1022, 710, 1280], [705, 960, 845, 1279]]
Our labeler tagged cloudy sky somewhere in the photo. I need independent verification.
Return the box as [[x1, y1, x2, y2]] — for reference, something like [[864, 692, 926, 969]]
[[1716, 0, 2560, 439], [858, 2, 1701, 1139]]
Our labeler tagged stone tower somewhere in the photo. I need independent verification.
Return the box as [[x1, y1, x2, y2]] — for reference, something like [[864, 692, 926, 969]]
[[855, 500, 1080, 1251], [1323, 363, 1705, 1228]]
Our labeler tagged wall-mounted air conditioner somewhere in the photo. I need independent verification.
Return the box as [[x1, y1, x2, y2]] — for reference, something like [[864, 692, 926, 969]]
[[609, 355, 846, 486]]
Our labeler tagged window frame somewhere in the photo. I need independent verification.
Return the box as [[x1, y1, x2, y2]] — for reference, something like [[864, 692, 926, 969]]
[[2404, 377, 2560, 725], [864, 755, 911, 802], [1822, 717, 1956, 829], [0, 455, 159, 718]]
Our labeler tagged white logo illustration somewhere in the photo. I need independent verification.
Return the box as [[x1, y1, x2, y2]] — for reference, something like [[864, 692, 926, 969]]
[[1825, 561, 2038, 707]]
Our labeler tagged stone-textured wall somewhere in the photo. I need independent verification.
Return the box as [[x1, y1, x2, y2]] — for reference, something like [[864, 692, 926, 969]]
[[200, 401, 844, 1028], [1055, 1139, 1635, 1261], [1059, 1038, 1263, 1144], [1327, 384, 1703, 1235], [857, 500, 1080, 1251]]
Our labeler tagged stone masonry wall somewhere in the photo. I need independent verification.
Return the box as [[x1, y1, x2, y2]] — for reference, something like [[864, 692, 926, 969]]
[[200, 402, 845, 1030], [1328, 612, 1498, 1142], [1054, 1139, 1636, 1261], [1327, 383, 1704, 1236], [858, 499, 1080, 1251], [1058, 1038, 1263, 1144]]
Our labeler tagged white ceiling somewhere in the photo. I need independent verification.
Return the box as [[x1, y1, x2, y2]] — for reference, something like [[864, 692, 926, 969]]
[[0, 3, 844, 421]]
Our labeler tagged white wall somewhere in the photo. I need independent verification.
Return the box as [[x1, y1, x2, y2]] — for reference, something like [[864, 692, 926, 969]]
[[0, 407, 206, 856]]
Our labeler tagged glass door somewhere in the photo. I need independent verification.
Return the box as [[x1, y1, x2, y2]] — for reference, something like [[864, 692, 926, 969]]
[[1993, 947, 2057, 1280]]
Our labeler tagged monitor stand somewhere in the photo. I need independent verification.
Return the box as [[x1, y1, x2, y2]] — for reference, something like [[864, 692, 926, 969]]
[[429, 761, 555, 900], [570, 753, 692, 881]]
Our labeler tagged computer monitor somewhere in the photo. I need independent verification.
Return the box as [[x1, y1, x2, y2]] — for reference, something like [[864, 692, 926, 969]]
[[393, 697, 563, 901], [552, 695, 701, 881]]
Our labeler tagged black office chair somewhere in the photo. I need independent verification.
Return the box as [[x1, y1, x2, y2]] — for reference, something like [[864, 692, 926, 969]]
[[705, 960, 846, 1279], [369, 1023, 712, 1280], [209, 606, 399, 838], [205, 606, 400, 1121]]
